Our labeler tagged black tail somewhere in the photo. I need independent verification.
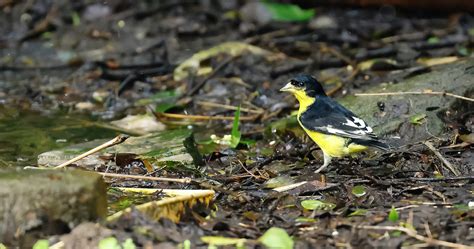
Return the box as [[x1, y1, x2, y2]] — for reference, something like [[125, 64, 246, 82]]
[[352, 138, 391, 151]]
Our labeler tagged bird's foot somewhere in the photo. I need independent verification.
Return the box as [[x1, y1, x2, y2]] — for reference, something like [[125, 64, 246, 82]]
[[314, 164, 329, 173], [314, 153, 332, 173]]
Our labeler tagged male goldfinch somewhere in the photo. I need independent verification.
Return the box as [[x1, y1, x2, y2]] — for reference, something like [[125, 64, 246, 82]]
[[280, 74, 389, 173]]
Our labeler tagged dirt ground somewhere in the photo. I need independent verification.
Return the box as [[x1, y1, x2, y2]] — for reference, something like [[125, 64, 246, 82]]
[[1, 1, 473, 248]]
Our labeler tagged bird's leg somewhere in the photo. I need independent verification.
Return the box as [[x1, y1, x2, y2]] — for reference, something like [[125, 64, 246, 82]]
[[314, 153, 332, 173]]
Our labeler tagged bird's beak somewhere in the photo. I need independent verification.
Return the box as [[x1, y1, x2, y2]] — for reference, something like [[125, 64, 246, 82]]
[[279, 82, 295, 92]]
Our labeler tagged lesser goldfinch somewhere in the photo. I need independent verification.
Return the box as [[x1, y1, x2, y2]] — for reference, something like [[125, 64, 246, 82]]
[[280, 74, 389, 173]]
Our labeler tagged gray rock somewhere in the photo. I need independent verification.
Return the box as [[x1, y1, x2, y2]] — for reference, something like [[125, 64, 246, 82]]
[[239, 2, 272, 26], [339, 59, 474, 144], [38, 139, 108, 167], [38, 129, 202, 170], [309, 15, 338, 30], [0, 169, 106, 246]]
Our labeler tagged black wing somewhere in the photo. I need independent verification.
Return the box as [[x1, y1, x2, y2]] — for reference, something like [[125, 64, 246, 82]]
[[299, 96, 379, 141]]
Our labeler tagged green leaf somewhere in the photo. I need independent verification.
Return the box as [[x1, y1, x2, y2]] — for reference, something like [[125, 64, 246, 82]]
[[409, 113, 427, 125], [99, 237, 121, 249], [267, 116, 299, 134], [427, 36, 440, 44], [400, 222, 416, 231], [262, 2, 315, 22], [458, 47, 469, 56], [391, 230, 402, 237], [156, 102, 177, 113], [301, 200, 336, 211], [138, 90, 180, 106], [239, 138, 256, 146], [258, 227, 294, 249], [451, 204, 470, 217], [201, 236, 247, 246], [0, 243, 6, 249], [351, 185, 367, 197], [295, 217, 317, 223], [71, 11, 81, 26], [388, 206, 399, 222], [122, 238, 136, 249], [182, 240, 191, 249], [348, 209, 368, 217], [230, 106, 241, 148], [32, 240, 49, 249], [264, 175, 295, 188]]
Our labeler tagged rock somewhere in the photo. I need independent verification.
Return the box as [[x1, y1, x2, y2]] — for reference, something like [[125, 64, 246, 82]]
[[38, 129, 202, 170], [106, 129, 202, 169], [308, 15, 338, 30], [239, 2, 273, 26], [61, 222, 129, 249], [339, 59, 474, 144], [110, 114, 166, 134], [37, 139, 107, 167], [0, 169, 106, 246]]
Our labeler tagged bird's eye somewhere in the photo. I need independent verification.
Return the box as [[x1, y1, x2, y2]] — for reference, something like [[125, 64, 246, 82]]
[[290, 80, 303, 87]]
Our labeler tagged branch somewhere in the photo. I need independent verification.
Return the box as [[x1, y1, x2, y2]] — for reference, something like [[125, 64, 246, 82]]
[[98, 172, 192, 184], [355, 91, 474, 102], [356, 225, 474, 249], [423, 141, 461, 176], [54, 134, 129, 169]]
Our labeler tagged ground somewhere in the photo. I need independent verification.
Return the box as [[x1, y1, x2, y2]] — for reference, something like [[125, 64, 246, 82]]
[[0, 1, 473, 248]]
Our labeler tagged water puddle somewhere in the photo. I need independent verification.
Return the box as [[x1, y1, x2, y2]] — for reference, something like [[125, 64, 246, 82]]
[[0, 108, 118, 167]]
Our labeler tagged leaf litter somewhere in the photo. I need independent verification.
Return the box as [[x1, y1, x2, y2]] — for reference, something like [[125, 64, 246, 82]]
[[1, 1, 473, 248]]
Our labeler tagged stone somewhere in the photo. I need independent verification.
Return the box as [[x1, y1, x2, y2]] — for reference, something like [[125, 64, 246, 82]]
[[0, 168, 107, 246], [339, 59, 474, 144]]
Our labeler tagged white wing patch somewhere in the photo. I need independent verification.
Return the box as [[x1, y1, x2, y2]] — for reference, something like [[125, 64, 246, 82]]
[[343, 116, 373, 133], [326, 125, 367, 136], [326, 126, 349, 135]]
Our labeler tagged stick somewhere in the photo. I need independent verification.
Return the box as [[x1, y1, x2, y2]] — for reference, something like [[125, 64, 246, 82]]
[[195, 101, 264, 114], [402, 176, 474, 182], [354, 91, 474, 102], [356, 225, 474, 249], [273, 181, 308, 192], [423, 141, 461, 176], [186, 56, 234, 97], [157, 112, 259, 121], [98, 172, 192, 184], [54, 135, 129, 169]]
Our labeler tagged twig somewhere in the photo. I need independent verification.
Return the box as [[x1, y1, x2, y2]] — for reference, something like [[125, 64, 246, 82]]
[[98, 172, 192, 184], [355, 91, 474, 102], [273, 181, 308, 192], [244, 26, 302, 43], [356, 225, 474, 249], [237, 160, 268, 180], [186, 56, 235, 97], [195, 101, 264, 114], [157, 112, 259, 121], [424, 223, 433, 239], [320, 44, 356, 67], [391, 176, 474, 182], [326, 83, 344, 96], [54, 135, 129, 169], [423, 141, 461, 176]]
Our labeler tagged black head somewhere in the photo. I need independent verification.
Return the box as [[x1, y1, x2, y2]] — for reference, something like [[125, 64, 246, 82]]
[[287, 74, 326, 97]]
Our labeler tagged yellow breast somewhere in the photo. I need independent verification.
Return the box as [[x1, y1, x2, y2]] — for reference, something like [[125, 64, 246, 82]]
[[301, 127, 368, 158], [294, 92, 368, 158]]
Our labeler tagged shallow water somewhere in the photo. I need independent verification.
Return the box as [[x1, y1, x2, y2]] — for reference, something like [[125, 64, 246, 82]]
[[0, 109, 118, 167]]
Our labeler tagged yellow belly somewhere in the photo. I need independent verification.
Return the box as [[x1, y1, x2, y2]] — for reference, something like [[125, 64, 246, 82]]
[[303, 128, 368, 157]]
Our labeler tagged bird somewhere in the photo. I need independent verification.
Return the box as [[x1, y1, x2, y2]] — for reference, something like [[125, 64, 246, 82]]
[[280, 74, 389, 173]]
